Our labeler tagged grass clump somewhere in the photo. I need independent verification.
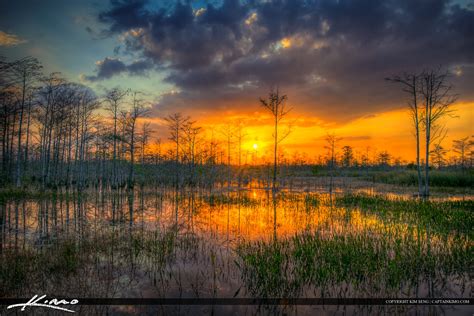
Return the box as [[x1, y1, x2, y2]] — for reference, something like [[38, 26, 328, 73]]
[[237, 231, 472, 297], [206, 193, 259, 207], [336, 193, 474, 237], [237, 193, 472, 297], [0, 240, 82, 296], [0, 252, 33, 295], [364, 170, 473, 188]]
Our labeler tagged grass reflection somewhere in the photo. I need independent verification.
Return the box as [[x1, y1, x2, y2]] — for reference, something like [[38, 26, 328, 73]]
[[0, 189, 471, 311]]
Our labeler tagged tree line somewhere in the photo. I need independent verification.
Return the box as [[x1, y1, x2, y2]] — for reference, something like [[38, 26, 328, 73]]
[[0, 56, 247, 191], [1, 56, 471, 193], [0, 56, 154, 190]]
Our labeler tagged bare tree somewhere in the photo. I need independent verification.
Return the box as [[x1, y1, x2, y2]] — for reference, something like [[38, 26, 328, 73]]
[[123, 91, 149, 188], [104, 88, 128, 188], [420, 69, 457, 197], [431, 144, 447, 169], [341, 145, 353, 168], [139, 122, 153, 166], [181, 120, 201, 186], [452, 136, 472, 171], [259, 88, 292, 191], [234, 121, 247, 189], [386, 73, 424, 196], [362, 146, 371, 176], [469, 138, 474, 169], [220, 123, 236, 191], [37, 73, 67, 189], [165, 113, 189, 189], [325, 133, 341, 194], [377, 151, 391, 167], [75, 86, 99, 189], [4, 57, 43, 187]]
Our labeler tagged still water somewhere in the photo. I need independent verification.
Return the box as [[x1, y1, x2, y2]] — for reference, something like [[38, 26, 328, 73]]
[[0, 187, 472, 315]]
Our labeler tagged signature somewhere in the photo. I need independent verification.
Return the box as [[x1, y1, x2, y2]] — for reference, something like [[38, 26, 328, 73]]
[[7, 294, 79, 313]]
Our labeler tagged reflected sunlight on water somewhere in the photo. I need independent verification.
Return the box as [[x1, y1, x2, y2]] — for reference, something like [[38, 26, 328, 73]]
[[0, 188, 471, 315]]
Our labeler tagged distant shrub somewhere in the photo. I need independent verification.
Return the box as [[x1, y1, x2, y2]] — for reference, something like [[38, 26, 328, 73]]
[[369, 170, 472, 188]]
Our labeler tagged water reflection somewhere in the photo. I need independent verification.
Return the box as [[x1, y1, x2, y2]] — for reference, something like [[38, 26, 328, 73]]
[[0, 188, 471, 315], [1, 189, 470, 253]]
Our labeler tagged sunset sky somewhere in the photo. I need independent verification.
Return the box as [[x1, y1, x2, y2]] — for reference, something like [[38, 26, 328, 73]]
[[1, 0, 472, 162]]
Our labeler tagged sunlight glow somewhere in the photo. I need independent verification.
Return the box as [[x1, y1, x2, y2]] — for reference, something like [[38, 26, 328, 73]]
[[245, 12, 258, 25], [280, 38, 291, 48]]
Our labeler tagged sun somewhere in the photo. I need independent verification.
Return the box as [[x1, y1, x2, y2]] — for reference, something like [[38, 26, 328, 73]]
[[253, 143, 258, 150]]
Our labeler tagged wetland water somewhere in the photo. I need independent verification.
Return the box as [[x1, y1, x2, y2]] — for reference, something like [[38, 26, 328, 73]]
[[0, 186, 472, 315]]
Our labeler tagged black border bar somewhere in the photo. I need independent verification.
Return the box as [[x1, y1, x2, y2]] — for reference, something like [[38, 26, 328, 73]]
[[0, 298, 471, 305]]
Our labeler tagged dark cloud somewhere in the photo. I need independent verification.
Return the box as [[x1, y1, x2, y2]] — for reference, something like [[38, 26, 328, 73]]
[[84, 57, 152, 81], [98, 0, 150, 33], [95, 0, 474, 120]]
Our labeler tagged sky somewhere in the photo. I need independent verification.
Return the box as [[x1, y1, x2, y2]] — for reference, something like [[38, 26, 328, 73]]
[[0, 0, 473, 162]]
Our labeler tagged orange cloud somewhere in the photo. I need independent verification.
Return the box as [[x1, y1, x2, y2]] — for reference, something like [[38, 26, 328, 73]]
[[0, 31, 26, 46]]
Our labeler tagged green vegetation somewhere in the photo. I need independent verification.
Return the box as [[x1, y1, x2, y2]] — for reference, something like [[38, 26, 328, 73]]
[[1, 190, 471, 302], [336, 193, 474, 236], [205, 193, 260, 207], [0, 187, 72, 201], [362, 170, 473, 188], [1, 240, 82, 296], [237, 232, 471, 297], [236, 194, 473, 297], [0, 228, 182, 297], [281, 167, 473, 188]]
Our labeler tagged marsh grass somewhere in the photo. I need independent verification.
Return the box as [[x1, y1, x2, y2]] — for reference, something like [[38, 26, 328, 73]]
[[0, 240, 81, 296], [0, 187, 84, 203], [236, 193, 473, 298], [0, 226, 184, 298], [237, 231, 471, 298], [336, 193, 474, 236], [205, 193, 260, 207], [364, 170, 473, 188], [1, 189, 472, 313]]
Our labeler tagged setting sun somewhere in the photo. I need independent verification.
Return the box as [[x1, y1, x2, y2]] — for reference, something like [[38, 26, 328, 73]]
[[253, 143, 258, 150]]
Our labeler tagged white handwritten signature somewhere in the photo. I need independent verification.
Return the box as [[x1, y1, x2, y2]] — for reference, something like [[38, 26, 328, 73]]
[[7, 294, 78, 313]]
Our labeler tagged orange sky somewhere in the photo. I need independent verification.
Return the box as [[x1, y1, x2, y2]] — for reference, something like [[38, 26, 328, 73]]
[[150, 101, 471, 164]]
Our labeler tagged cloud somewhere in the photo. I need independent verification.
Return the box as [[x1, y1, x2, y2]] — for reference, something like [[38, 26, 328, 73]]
[[340, 136, 372, 141], [95, 0, 474, 121], [83, 57, 152, 81], [98, 0, 150, 34], [0, 31, 26, 46]]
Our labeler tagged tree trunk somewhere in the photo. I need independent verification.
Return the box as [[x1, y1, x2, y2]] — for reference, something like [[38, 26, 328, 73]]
[[129, 122, 135, 189], [24, 98, 32, 177], [16, 75, 26, 187], [415, 122, 423, 196], [424, 80, 432, 198], [412, 81, 423, 197], [273, 107, 278, 191], [424, 119, 430, 197], [113, 105, 117, 188]]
